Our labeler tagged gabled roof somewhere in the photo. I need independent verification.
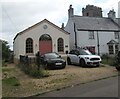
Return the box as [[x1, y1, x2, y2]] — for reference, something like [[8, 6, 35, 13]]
[[14, 19, 70, 41], [107, 39, 119, 45], [72, 16, 120, 31]]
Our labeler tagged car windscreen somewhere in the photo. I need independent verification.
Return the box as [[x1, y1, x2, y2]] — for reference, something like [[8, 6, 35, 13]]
[[79, 49, 92, 55], [45, 53, 59, 59]]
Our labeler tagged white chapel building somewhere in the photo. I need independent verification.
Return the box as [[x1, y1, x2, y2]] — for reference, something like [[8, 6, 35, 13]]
[[13, 19, 70, 62], [65, 5, 120, 55]]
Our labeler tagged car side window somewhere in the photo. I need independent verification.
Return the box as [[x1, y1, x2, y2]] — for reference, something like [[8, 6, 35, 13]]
[[74, 50, 80, 55], [69, 50, 80, 55], [69, 50, 74, 54]]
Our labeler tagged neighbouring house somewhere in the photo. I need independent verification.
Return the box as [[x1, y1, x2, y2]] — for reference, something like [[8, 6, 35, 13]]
[[65, 5, 120, 56], [118, 1, 120, 50], [13, 19, 70, 63]]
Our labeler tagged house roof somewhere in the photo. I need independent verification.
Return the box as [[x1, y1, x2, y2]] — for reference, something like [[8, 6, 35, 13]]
[[13, 19, 70, 41], [72, 16, 120, 32]]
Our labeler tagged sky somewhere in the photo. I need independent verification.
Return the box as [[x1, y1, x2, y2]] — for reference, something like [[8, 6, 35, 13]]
[[0, 0, 120, 50]]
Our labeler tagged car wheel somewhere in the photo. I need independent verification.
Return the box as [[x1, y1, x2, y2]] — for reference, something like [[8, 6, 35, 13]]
[[67, 57, 71, 65], [80, 59, 85, 67], [115, 65, 120, 71], [61, 65, 66, 69]]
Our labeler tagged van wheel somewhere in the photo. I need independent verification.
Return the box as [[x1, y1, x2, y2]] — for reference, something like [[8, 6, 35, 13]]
[[80, 59, 85, 67], [67, 57, 71, 65]]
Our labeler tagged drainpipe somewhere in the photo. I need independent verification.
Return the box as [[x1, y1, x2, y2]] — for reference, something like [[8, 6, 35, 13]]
[[118, 31, 120, 51], [74, 23, 77, 48], [97, 31, 100, 55]]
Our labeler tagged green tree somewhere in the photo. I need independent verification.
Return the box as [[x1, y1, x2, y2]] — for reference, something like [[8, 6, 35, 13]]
[[1, 40, 11, 61]]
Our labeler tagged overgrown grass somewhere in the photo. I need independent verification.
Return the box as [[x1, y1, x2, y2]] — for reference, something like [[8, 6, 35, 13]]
[[101, 55, 115, 66], [17, 63, 49, 78], [2, 67, 14, 72], [2, 76, 20, 86], [2, 60, 7, 67]]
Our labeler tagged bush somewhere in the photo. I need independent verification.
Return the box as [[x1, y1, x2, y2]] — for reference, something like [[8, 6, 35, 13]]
[[17, 63, 49, 78], [101, 54, 115, 66], [2, 60, 7, 67]]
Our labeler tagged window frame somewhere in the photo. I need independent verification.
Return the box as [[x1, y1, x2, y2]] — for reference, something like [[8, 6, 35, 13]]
[[114, 32, 119, 39], [108, 45, 114, 55], [115, 44, 119, 54], [89, 31, 94, 39], [57, 38, 64, 52], [26, 38, 33, 54]]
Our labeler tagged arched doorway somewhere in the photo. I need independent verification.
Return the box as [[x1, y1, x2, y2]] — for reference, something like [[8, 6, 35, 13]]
[[39, 34, 52, 54]]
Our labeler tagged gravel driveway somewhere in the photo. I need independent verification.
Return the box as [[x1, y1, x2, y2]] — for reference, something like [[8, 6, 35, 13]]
[[29, 64, 118, 96], [2, 63, 118, 97]]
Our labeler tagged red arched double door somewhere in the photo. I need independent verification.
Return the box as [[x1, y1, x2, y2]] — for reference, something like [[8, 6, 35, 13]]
[[39, 34, 52, 54]]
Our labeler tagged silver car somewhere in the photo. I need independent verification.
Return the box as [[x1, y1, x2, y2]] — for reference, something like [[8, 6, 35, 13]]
[[67, 49, 102, 67]]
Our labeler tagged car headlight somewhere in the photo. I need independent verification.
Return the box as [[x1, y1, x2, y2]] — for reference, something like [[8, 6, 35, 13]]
[[85, 57, 89, 59]]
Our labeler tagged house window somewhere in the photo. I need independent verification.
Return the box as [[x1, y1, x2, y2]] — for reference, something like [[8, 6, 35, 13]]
[[26, 38, 33, 53], [115, 45, 119, 54], [114, 32, 119, 39], [89, 31, 94, 39], [108, 45, 114, 55], [86, 46, 95, 54], [58, 38, 64, 52], [86, 13, 89, 16]]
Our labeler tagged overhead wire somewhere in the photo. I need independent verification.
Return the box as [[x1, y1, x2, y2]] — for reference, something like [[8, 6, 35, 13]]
[[2, 5, 19, 32]]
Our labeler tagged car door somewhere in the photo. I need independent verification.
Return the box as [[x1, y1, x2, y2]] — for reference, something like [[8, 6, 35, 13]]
[[73, 50, 80, 64], [69, 50, 79, 64]]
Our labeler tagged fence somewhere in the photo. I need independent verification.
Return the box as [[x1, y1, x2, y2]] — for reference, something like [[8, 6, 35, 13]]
[[20, 55, 36, 64]]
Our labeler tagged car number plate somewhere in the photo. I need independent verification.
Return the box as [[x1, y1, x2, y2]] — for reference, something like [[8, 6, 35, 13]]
[[56, 63, 62, 65]]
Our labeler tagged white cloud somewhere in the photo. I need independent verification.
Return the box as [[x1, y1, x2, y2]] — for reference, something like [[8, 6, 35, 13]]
[[1, 0, 119, 50]]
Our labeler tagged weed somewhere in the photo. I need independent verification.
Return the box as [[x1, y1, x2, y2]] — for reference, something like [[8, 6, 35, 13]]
[[2, 68, 14, 72], [101, 57, 115, 66], [2, 76, 20, 86], [17, 63, 49, 78]]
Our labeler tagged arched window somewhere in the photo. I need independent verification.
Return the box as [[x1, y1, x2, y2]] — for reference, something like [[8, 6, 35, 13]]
[[58, 38, 64, 52], [26, 38, 33, 53], [39, 34, 52, 41]]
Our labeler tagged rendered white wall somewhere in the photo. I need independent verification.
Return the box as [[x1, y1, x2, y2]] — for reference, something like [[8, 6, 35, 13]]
[[77, 31, 118, 55], [118, 1, 120, 51], [14, 21, 70, 59], [65, 19, 75, 50]]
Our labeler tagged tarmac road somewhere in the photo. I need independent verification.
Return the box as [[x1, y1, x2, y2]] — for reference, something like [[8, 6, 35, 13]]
[[39, 76, 119, 97]]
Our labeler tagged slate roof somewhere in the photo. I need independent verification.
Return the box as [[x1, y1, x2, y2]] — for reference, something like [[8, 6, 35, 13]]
[[72, 16, 120, 31]]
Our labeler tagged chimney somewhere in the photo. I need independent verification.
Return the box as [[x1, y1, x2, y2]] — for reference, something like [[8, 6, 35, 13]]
[[68, 5, 74, 18], [61, 23, 64, 29], [108, 9, 116, 20]]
